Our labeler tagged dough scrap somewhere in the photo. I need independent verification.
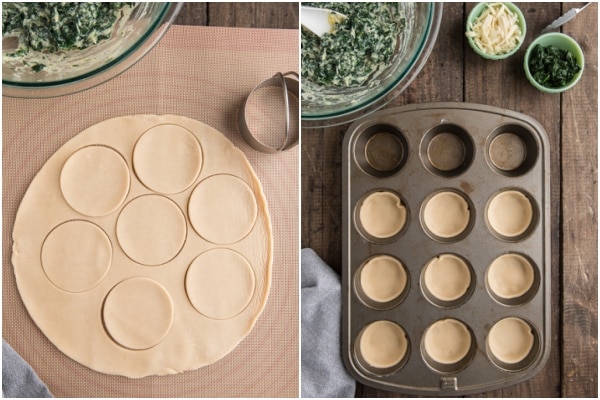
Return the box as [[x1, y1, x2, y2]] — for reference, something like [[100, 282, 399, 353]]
[[358, 191, 407, 239], [423, 191, 470, 239], [11, 115, 273, 378], [359, 255, 407, 303], [487, 254, 535, 299], [60, 145, 130, 217], [359, 320, 408, 369], [487, 190, 533, 237], [188, 174, 258, 245], [103, 277, 174, 350], [133, 124, 202, 194], [488, 317, 534, 364], [41, 220, 112, 293], [186, 249, 256, 320], [423, 319, 471, 365], [423, 254, 471, 302]]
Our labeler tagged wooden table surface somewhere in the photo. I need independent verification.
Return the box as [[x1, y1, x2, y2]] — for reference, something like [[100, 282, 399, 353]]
[[301, 2, 597, 398]]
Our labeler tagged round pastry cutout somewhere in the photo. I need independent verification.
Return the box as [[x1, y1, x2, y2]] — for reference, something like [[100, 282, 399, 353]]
[[358, 255, 407, 305], [103, 277, 174, 350], [358, 191, 407, 239], [60, 145, 130, 217], [422, 254, 472, 305], [487, 190, 534, 239], [188, 174, 258, 244], [487, 254, 535, 301], [116, 195, 187, 266], [487, 317, 535, 365], [358, 320, 408, 370], [41, 220, 112, 293], [133, 124, 203, 194], [422, 191, 471, 240], [186, 249, 256, 320], [423, 319, 472, 365]]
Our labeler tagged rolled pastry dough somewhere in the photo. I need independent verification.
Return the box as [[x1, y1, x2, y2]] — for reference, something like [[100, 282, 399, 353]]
[[488, 317, 534, 364], [487, 254, 535, 299], [359, 255, 407, 303], [423, 319, 471, 365], [11, 115, 273, 378], [423, 254, 471, 302], [487, 190, 533, 237], [359, 320, 408, 369], [422, 191, 470, 239], [358, 191, 407, 239]]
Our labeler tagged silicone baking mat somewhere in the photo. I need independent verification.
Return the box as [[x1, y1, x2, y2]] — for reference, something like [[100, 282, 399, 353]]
[[2, 25, 299, 398]]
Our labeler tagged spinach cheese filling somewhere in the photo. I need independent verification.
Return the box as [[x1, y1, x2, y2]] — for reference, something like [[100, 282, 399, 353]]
[[2, 2, 136, 71], [301, 2, 406, 89]]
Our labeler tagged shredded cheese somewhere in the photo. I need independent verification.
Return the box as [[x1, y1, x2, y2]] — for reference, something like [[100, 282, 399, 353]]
[[466, 3, 522, 55]]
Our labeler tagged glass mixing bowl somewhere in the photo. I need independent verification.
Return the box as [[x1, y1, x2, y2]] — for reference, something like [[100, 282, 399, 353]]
[[301, 2, 443, 128], [2, 2, 182, 98]]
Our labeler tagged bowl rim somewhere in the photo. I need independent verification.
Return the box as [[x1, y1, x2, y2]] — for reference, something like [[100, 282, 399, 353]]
[[2, 2, 182, 98], [465, 2, 527, 60], [523, 32, 585, 93], [301, 2, 443, 127]]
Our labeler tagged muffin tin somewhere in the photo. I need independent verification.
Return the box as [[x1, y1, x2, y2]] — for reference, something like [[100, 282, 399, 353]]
[[341, 103, 550, 395]]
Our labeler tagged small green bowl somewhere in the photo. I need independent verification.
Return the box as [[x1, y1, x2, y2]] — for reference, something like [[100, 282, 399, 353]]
[[466, 2, 526, 60], [523, 32, 585, 93]]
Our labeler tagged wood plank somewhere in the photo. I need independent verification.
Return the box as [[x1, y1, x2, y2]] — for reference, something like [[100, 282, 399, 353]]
[[465, 2, 561, 397], [175, 3, 208, 26], [208, 2, 298, 29], [560, 2, 598, 397]]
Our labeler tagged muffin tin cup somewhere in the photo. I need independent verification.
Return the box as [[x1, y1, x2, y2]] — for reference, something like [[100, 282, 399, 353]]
[[341, 103, 551, 395]]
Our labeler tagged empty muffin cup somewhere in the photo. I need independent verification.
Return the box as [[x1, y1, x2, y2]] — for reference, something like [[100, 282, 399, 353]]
[[420, 124, 474, 177], [486, 124, 538, 177], [421, 318, 475, 374], [356, 190, 408, 242], [421, 254, 474, 308], [355, 255, 409, 310], [421, 189, 473, 242], [486, 253, 539, 306], [353, 124, 408, 178], [355, 320, 410, 376], [487, 317, 538, 371], [486, 189, 537, 241]]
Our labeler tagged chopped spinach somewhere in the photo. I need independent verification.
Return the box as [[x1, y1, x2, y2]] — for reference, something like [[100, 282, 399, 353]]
[[528, 44, 581, 88], [301, 2, 405, 88], [3, 2, 135, 57]]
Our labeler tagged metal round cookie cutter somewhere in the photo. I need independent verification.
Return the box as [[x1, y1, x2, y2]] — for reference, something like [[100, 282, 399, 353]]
[[238, 71, 299, 153]]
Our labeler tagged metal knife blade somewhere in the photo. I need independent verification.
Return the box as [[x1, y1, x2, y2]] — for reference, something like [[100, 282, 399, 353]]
[[542, 3, 591, 33]]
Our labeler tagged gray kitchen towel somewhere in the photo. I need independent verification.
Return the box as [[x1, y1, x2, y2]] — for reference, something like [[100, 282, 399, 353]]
[[301, 248, 356, 398], [2, 339, 53, 398]]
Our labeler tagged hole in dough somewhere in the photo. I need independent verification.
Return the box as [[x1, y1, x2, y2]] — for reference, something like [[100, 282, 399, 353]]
[[423, 254, 471, 302], [60, 145, 130, 217], [422, 191, 470, 239], [185, 249, 256, 320], [487, 254, 535, 299], [116, 195, 187, 266], [488, 317, 534, 364], [358, 191, 407, 239], [360, 255, 407, 303], [188, 174, 258, 245], [359, 320, 408, 369], [41, 220, 112, 293], [423, 319, 471, 365], [487, 190, 533, 237], [133, 124, 203, 194], [103, 277, 174, 350]]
